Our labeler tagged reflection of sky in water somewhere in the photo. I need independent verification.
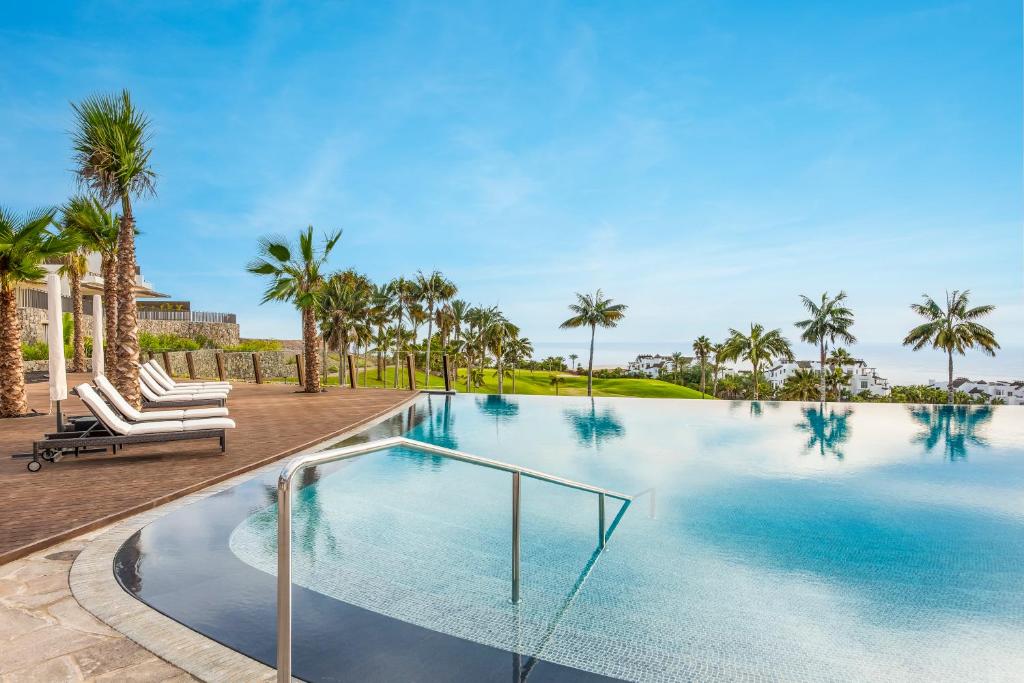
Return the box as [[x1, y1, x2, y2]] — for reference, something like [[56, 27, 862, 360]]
[[231, 396, 1024, 681]]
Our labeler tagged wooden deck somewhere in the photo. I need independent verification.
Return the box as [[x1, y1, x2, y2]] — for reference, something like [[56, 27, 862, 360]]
[[0, 374, 417, 565]]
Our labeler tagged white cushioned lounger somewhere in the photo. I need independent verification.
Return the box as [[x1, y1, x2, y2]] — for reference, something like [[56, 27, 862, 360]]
[[146, 360, 232, 391], [96, 375, 229, 421], [140, 365, 228, 400], [140, 374, 227, 403], [77, 384, 235, 435], [140, 364, 227, 395]]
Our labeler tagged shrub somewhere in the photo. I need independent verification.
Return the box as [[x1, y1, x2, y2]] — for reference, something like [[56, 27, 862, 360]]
[[138, 332, 204, 352], [223, 339, 283, 353], [21, 341, 48, 361]]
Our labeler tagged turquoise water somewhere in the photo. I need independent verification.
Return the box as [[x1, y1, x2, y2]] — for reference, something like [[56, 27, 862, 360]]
[[230, 395, 1024, 681]]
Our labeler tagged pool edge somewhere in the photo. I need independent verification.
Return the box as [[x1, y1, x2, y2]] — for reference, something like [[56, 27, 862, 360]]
[[68, 392, 423, 683]]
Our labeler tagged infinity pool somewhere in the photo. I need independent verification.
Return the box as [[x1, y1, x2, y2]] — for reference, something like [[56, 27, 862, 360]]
[[118, 395, 1024, 682]]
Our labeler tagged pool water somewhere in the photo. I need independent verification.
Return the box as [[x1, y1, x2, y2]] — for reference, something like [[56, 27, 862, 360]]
[[226, 395, 1024, 681]]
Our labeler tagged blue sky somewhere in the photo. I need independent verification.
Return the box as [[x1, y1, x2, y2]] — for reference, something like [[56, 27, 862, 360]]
[[2, 1, 1021, 376]]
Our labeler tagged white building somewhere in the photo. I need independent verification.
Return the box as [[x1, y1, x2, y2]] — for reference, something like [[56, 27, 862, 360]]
[[627, 354, 687, 379], [767, 359, 891, 397], [928, 378, 1024, 405]]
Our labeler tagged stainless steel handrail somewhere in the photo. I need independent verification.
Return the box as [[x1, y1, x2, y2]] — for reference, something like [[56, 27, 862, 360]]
[[276, 436, 632, 682]]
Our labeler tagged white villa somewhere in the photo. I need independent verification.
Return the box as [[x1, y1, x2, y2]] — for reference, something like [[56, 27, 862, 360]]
[[627, 354, 687, 379], [928, 378, 1024, 405], [767, 359, 891, 397]]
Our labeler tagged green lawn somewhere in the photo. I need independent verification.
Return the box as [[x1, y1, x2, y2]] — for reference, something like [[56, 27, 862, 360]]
[[319, 365, 712, 399]]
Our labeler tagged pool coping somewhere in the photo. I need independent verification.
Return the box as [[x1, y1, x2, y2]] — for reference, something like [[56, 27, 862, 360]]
[[69, 392, 422, 683]]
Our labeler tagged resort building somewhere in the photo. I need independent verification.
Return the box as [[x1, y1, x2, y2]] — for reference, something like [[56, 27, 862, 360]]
[[928, 378, 1024, 405], [767, 359, 891, 397], [627, 353, 688, 378], [14, 252, 240, 346]]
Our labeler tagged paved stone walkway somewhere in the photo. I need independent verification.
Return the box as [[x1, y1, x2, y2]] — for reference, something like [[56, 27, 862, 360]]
[[0, 528, 193, 681]]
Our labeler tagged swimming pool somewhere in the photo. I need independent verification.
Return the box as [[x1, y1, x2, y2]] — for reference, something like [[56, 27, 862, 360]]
[[117, 394, 1024, 681]]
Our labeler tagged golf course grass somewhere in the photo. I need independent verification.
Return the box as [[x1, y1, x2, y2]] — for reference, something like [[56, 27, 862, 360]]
[[318, 364, 712, 399]]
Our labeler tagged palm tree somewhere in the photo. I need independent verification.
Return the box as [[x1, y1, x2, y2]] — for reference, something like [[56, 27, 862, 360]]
[[368, 281, 395, 381], [390, 277, 416, 388], [481, 307, 518, 395], [780, 368, 820, 401], [795, 291, 856, 403], [550, 374, 566, 396], [415, 270, 457, 388], [717, 374, 744, 400], [692, 336, 712, 397], [63, 196, 120, 379], [559, 290, 627, 397], [56, 224, 88, 372], [247, 227, 340, 393], [504, 335, 533, 393], [569, 353, 578, 371], [827, 347, 855, 369], [710, 343, 725, 397], [903, 290, 999, 404], [319, 269, 370, 387], [71, 90, 156, 408], [670, 351, 687, 383], [0, 207, 74, 417], [720, 323, 794, 400]]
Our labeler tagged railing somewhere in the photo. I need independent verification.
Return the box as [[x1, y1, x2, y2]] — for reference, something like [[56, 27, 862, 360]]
[[275, 436, 632, 682], [137, 310, 237, 323]]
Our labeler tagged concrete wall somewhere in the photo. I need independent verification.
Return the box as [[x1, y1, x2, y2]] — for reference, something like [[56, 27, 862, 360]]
[[17, 308, 239, 348]]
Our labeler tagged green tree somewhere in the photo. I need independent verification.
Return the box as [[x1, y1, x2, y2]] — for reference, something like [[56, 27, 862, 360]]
[[827, 346, 855, 369], [559, 289, 627, 397], [415, 270, 457, 388], [0, 208, 74, 416], [903, 290, 998, 405], [62, 196, 120, 378], [780, 367, 820, 401], [247, 227, 340, 393], [720, 323, 794, 400], [55, 224, 88, 372], [795, 291, 856, 403], [569, 353, 578, 371], [71, 90, 156, 408], [670, 351, 687, 383], [692, 336, 712, 397], [710, 342, 725, 397], [319, 269, 371, 387], [550, 374, 566, 396]]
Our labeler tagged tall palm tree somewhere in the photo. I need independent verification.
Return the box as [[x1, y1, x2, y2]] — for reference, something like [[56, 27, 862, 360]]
[[720, 323, 794, 400], [710, 342, 725, 397], [480, 307, 518, 395], [390, 277, 416, 388], [56, 226, 88, 372], [795, 291, 856, 403], [71, 90, 156, 407], [415, 270, 457, 388], [0, 207, 74, 417], [827, 347, 855, 369], [63, 196, 120, 379], [559, 290, 627, 397], [903, 290, 998, 405], [569, 353, 578, 371], [368, 281, 395, 381], [670, 351, 687, 383], [550, 374, 566, 396], [504, 335, 533, 393], [692, 336, 712, 397], [319, 269, 370, 387], [247, 227, 340, 393]]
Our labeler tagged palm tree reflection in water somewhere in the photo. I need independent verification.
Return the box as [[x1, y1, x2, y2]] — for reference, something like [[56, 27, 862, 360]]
[[909, 405, 993, 461], [474, 394, 521, 438], [796, 405, 852, 460], [562, 399, 626, 450]]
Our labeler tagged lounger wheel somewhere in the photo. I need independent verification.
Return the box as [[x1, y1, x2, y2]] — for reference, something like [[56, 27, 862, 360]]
[[27, 460, 41, 472]]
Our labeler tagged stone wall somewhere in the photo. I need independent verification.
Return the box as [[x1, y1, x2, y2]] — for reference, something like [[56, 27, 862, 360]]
[[16, 308, 239, 348], [147, 350, 298, 382]]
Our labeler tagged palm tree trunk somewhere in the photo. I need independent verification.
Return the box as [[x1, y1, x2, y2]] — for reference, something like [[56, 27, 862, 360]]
[[424, 311, 434, 389], [69, 261, 86, 372], [322, 339, 327, 382], [819, 342, 827, 403], [114, 198, 141, 408], [587, 324, 595, 397], [753, 361, 760, 400], [393, 314, 402, 389], [496, 341, 504, 394], [947, 350, 954, 405], [0, 285, 29, 417], [101, 252, 118, 382], [362, 343, 369, 387], [337, 338, 345, 387], [302, 306, 321, 393], [699, 361, 706, 397]]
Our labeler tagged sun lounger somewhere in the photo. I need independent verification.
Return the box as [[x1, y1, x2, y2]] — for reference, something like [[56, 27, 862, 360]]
[[20, 384, 234, 472], [146, 360, 232, 391], [140, 374, 226, 408], [140, 364, 227, 395], [139, 368, 227, 405], [96, 375, 229, 421]]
